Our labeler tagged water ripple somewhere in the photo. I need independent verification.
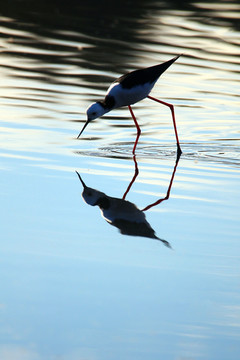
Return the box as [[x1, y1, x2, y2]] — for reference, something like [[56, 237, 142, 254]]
[[76, 142, 240, 167]]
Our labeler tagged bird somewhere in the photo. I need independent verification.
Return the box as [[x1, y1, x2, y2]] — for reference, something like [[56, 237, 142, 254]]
[[77, 55, 182, 156]]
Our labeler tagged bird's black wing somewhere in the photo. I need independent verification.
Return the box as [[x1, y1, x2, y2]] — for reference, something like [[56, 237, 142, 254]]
[[115, 55, 180, 89]]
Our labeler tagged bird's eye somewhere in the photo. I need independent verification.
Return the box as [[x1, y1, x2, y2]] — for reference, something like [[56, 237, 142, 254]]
[[92, 112, 96, 115]]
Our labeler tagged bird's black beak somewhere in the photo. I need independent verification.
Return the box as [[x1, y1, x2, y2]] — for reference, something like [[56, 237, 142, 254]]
[[77, 119, 90, 139], [75, 171, 86, 188]]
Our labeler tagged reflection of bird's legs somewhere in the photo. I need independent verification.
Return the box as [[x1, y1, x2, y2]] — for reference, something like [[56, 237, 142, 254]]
[[142, 154, 180, 212], [122, 154, 139, 200], [128, 105, 141, 154]]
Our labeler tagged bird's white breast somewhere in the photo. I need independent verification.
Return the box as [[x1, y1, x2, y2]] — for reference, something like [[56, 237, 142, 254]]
[[107, 81, 155, 108]]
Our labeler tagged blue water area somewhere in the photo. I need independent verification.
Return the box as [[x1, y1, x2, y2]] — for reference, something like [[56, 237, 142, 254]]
[[0, 1, 240, 359]]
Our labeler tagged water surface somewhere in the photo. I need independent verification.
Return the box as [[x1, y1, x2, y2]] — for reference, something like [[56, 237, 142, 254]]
[[0, 1, 240, 359]]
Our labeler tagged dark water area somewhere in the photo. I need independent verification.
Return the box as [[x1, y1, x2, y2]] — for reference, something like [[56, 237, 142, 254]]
[[1, 1, 240, 359]]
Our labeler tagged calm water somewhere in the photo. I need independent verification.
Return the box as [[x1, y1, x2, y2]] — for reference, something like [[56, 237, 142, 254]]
[[1, 1, 240, 359]]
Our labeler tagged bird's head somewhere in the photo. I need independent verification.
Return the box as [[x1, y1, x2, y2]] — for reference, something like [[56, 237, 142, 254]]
[[77, 102, 106, 138], [87, 102, 106, 121]]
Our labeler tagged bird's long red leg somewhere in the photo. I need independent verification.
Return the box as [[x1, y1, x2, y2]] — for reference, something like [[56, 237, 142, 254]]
[[147, 95, 182, 157], [128, 105, 141, 154]]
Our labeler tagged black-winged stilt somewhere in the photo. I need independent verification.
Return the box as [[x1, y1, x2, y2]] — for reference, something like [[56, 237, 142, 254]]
[[77, 55, 182, 156]]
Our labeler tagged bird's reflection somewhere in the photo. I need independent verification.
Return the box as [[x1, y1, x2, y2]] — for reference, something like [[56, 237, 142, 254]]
[[76, 155, 180, 248]]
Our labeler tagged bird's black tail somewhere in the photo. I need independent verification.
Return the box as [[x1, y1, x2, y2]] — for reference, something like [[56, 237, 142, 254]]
[[119, 55, 181, 88], [149, 54, 181, 80]]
